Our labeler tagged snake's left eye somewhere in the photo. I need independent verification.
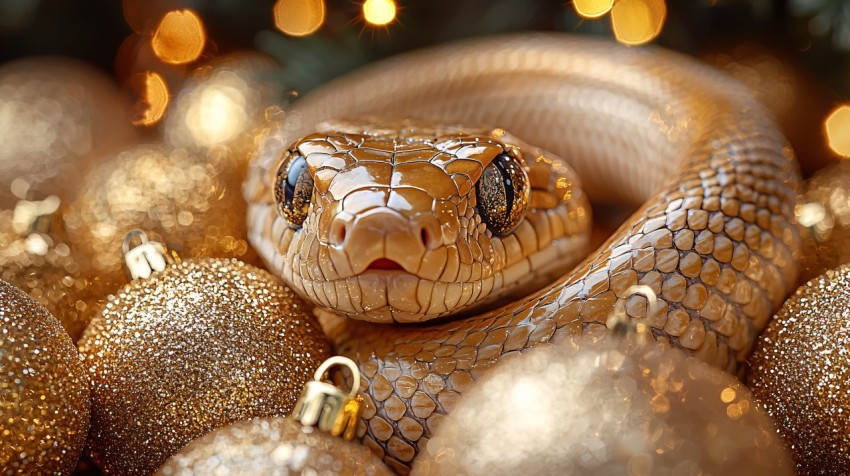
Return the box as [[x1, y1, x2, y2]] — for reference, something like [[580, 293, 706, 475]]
[[475, 152, 530, 236], [274, 152, 314, 228]]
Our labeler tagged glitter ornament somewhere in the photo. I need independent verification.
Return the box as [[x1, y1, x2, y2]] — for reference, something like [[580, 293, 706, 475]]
[[0, 279, 91, 475], [156, 417, 391, 476], [747, 265, 850, 475], [0, 199, 110, 341], [77, 257, 331, 475], [157, 356, 391, 476], [795, 160, 850, 284], [414, 335, 793, 476], [63, 143, 260, 282], [0, 57, 135, 207]]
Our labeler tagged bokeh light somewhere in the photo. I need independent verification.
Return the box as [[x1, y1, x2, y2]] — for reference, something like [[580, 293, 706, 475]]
[[363, 0, 396, 26], [273, 0, 326, 37], [825, 104, 850, 157], [611, 0, 666, 45], [573, 0, 614, 18], [131, 71, 170, 126], [151, 9, 206, 65]]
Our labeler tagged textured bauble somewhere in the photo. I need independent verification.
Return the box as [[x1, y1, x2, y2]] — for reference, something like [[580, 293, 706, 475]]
[[414, 337, 793, 476], [64, 143, 260, 280], [747, 266, 850, 475], [164, 53, 279, 151], [0, 207, 111, 341], [77, 258, 331, 475], [156, 417, 391, 476], [0, 279, 91, 475], [0, 57, 135, 206], [796, 160, 850, 284]]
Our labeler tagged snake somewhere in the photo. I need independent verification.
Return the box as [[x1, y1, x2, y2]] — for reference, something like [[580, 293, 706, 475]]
[[244, 34, 801, 473]]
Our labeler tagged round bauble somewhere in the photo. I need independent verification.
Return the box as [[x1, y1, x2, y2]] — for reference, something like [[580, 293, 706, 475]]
[[156, 416, 391, 476], [164, 53, 279, 152], [77, 258, 331, 475], [747, 265, 850, 475], [63, 143, 260, 281], [795, 160, 850, 284], [0, 57, 135, 206], [0, 279, 90, 475], [414, 337, 793, 476], [0, 205, 111, 341]]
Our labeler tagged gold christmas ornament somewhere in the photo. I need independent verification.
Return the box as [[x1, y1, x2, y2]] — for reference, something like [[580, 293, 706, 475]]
[[77, 256, 331, 475], [0, 198, 110, 341], [0, 279, 91, 475], [157, 356, 392, 476], [414, 335, 793, 475], [747, 265, 850, 475], [63, 142, 260, 281], [0, 57, 135, 207], [163, 53, 279, 152], [795, 160, 850, 284]]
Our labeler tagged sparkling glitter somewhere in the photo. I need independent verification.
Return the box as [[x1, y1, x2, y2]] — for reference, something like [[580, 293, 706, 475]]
[[156, 417, 392, 476], [0, 279, 90, 475], [77, 258, 331, 475], [747, 265, 850, 474]]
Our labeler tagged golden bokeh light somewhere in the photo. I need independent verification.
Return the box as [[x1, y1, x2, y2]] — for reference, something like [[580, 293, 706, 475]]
[[273, 0, 326, 37], [132, 71, 170, 126], [573, 0, 614, 18], [611, 0, 666, 46], [363, 0, 396, 26], [151, 10, 207, 65], [825, 104, 850, 157]]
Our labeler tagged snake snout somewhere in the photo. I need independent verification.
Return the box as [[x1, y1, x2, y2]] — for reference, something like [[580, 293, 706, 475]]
[[331, 208, 441, 276]]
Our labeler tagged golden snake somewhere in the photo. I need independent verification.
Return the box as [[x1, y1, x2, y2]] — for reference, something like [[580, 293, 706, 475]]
[[244, 34, 801, 473]]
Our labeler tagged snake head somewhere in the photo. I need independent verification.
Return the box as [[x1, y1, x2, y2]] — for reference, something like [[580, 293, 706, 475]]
[[271, 118, 590, 323]]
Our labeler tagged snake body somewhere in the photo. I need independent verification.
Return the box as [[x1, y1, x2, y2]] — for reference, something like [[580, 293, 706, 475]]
[[245, 34, 800, 473]]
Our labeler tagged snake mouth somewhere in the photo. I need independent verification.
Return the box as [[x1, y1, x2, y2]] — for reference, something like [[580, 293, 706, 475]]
[[366, 258, 405, 271]]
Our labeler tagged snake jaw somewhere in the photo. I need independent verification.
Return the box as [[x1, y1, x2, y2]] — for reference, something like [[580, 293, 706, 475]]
[[269, 118, 590, 323]]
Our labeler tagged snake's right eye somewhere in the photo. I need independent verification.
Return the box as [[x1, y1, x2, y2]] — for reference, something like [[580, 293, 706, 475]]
[[274, 152, 314, 228]]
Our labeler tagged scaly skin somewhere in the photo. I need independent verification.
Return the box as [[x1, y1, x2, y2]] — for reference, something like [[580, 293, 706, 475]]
[[245, 34, 801, 473]]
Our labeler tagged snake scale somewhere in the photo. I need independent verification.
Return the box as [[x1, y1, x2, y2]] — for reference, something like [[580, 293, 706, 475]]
[[244, 34, 801, 473]]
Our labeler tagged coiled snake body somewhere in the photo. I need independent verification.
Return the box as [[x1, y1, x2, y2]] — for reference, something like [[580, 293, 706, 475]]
[[245, 34, 800, 472]]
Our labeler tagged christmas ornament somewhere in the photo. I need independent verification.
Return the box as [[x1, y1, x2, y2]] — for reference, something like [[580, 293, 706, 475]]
[[0, 57, 135, 206], [747, 265, 850, 475], [63, 142, 260, 282], [157, 357, 392, 476], [795, 160, 850, 284], [414, 289, 793, 475], [0, 279, 90, 475], [0, 197, 110, 341], [77, 245, 331, 475], [164, 53, 279, 152]]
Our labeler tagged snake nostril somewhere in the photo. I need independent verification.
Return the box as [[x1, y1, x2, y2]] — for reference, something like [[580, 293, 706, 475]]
[[337, 224, 347, 245], [420, 227, 430, 250]]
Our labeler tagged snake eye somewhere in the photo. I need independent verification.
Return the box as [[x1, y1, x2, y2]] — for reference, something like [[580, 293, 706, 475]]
[[475, 152, 530, 236], [274, 152, 314, 228]]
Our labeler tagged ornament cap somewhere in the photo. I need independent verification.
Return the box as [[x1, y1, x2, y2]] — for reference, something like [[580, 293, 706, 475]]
[[12, 195, 61, 235], [122, 230, 174, 280], [293, 356, 362, 440], [606, 284, 658, 343]]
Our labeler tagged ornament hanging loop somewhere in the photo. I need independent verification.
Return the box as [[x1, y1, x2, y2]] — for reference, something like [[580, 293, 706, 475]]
[[293, 356, 362, 440], [122, 230, 174, 280], [607, 284, 658, 343]]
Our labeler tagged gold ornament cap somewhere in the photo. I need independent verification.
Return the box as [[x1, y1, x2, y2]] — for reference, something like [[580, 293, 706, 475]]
[[122, 230, 175, 280], [605, 284, 658, 344], [292, 356, 362, 440]]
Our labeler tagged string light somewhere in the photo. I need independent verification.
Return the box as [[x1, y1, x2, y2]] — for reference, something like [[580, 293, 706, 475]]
[[151, 9, 207, 65], [273, 0, 326, 37], [825, 104, 850, 157], [611, 0, 666, 45], [363, 0, 396, 26], [131, 71, 169, 126], [573, 0, 614, 18]]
